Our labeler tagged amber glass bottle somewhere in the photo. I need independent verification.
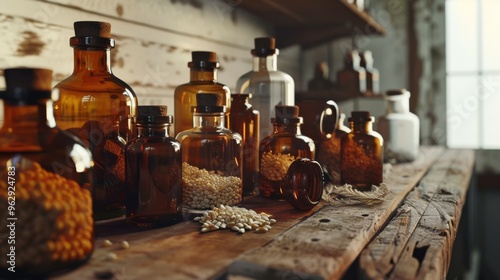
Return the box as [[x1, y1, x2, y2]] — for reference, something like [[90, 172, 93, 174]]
[[341, 111, 383, 190], [174, 51, 231, 135], [0, 68, 93, 278], [337, 50, 367, 97], [125, 106, 182, 227], [229, 93, 260, 196], [53, 21, 138, 220], [259, 105, 315, 198], [176, 94, 242, 211]]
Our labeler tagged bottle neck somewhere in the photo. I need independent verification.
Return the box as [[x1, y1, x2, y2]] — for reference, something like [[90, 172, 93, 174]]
[[193, 113, 225, 128], [137, 124, 171, 138], [274, 122, 301, 135], [349, 121, 373, 133], [2, 100, 56, 130], [73, 47, 112, 75], [190, 68, 217, 82], [387, 98, 410, 114], [253, 55, 278, 72]]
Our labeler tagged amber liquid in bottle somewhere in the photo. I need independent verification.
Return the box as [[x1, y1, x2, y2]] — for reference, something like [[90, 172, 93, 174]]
[[53, 22, 138, 219], [230, 93, 260, 196], [341, 111, 383, 190], [126, 108, 182, 227]]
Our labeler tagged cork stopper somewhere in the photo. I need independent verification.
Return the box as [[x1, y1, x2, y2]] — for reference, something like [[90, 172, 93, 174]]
[[252, 37, 277, 57], [135, 105, 172, 124], [192, 93, 225, 113], [74, 21, 111, 38], [273, 105, 302, 124], [188, 51, 219, 69], [348, 111, 373, 123], [4, 68, 52, 92]]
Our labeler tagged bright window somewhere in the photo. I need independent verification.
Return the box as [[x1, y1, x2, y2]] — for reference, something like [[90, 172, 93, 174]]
[[446, 0, 500, 149]]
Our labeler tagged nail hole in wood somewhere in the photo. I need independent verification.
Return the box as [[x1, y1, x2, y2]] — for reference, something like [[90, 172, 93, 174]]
[[311, 238, 320, 242], [403, 174, 410, 178], [362, 214, 369, 217], [319, 219, 330, 223]]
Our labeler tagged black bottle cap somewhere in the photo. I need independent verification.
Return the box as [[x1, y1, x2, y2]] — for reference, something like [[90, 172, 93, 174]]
[[348, 111, 373, 123], [70, 21, 114, 48], [273, 105, 302, 124], [192, 93, 226, 113], [386, 89, 410, 97], [188, 51, 219, 69], [1, 68, 54, 101], [135, 105, 172, 124], [251, 37, 278, 57]]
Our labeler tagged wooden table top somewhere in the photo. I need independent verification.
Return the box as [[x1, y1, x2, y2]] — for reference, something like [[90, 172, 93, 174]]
[[55, 147, 475, 280]]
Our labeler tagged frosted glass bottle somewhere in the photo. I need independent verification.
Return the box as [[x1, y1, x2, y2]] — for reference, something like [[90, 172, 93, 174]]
[[376, 89, 420, 163], [360, 50, 380, 95], [236, 37, 295, 140]]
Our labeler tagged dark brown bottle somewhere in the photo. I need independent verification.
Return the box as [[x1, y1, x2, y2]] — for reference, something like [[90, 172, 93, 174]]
[[229, 93, 260, 196], [337, 50, 367, 97], [174, 51, 231, 135], [53, 21, 138, 220], [0, 68, 93, 278], [125, 106, 182, 227], [341, 111, 383, 190], [259, 105, 315, 198]]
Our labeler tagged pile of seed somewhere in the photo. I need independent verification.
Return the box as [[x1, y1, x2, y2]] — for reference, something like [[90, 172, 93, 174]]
[[194, 205, 276, 234], [182, 162, 242, 209], [260, 152, 296, 181]]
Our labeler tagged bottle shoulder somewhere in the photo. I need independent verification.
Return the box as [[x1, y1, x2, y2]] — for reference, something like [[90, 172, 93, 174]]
[[55, 74, 137, 97], [176, 127, 241, 142]]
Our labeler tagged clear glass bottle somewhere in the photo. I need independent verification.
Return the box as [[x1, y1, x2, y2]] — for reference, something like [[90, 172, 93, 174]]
[[376, 89, 419, 163], [259, 105, 315, 198], [360, 50, 380, 95], [229, 93, 260, 196], [174, 51, 231, 135], [176, 94, 242, 211], [0, 68, 93, 278], [341, 111, 383, 190], [125, 106, 182, 227], [236, 37, 295, 140], [337, 50, 367, 97], [53, 21, 138, 220]]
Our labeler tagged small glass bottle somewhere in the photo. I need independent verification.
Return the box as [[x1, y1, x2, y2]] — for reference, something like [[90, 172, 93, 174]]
[[0, 68, 93, 278], [259, 105, 315, 198], [341, 111, 383, 190], [176, 93, 242, 211], [376, 89, 419, 163], [229, 93, 260, 196], [360, 50, 380, 95], [53, 21, 138, 220], [174, 51, 231, 135], [236, 37, 295, 140], [317, 102, 351, 185], [125, 106, 182, 227], [337, 50, 367, 97]]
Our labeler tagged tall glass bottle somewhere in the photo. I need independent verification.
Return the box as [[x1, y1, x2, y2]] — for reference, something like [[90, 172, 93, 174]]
[[337, 50, 367, 97], [229, 93, 260, 196], [360, 50, 380, 95], [174, 51, 231, 135], [341, 111, 383, 190], [376, 89, 419, 163], [259, 105, 315, 198], [126, 106, 182, 227], [236, 37, 295, 140], [176, 94, 242, 211], [53, 21, 138, 220], [0, 68, 93, 278]]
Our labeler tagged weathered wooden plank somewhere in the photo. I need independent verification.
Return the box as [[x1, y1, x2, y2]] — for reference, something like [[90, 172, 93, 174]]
[[389, 149, 474, 280], [357, 149, 467, 279], [226, 147, 445, 279]]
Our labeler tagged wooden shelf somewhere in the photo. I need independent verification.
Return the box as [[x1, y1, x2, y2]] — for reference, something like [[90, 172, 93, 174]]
[[238, 0, 386, 49]]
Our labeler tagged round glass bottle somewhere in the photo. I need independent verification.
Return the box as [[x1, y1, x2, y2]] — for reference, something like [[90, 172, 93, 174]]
[[0, 68, 93, 278], [376, 89, 419, 163], [341, 111, 383, 190], [53, 21, 138, 220], [236, 37, 295, 140], [176, 94, 242, 211], [125, 106, 182, 227], [259, 105, 315, 198], [229, 93, 260, 196], [174, 51, 231, 135]]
